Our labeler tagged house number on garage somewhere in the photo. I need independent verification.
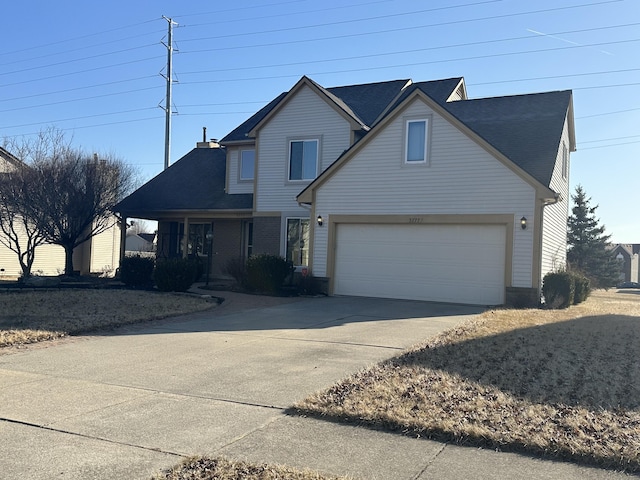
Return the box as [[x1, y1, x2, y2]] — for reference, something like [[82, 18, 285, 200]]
[[409, 217, 424, 223]]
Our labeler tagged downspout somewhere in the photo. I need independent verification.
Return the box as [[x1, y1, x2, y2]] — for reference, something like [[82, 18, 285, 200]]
[[534, 192, 562, 294]]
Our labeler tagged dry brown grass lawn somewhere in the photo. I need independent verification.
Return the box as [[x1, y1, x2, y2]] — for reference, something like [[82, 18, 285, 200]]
[[295, 290, 640, 472], [152, 457, 351, 480], [0, 289, 216, 348]]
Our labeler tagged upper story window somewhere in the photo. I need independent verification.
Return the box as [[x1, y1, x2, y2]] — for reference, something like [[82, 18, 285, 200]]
[[405, 119, 429, 164], [289, 139, 318, 181], [561, 143, 568, 179], [240, 149, 255, 181]]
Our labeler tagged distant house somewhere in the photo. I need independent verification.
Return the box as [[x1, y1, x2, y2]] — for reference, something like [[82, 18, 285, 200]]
[[125, 232, 156, 254], [611, 244, 640, 283], [115, 75, 575, 306], [0, 146, 121, 277]]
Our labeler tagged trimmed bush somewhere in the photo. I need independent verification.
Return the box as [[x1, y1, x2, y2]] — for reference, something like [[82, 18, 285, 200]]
[[153, 258, 198, 292], [542, 271, 575, 309], [120, 255, 155, 288], [246, 254, 293, 293], [572, 272, 591, 304]]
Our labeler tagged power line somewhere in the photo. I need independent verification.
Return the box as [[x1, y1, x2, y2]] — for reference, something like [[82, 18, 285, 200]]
[[178, 1, 621, 44], [0, 43, 159, 78], [179, 0, 394, 26], [580, 134, 640, 144], [1, 116, 162, 139], [0, 86, 161, 113], [579, 140, 640, 150], [0, 76, 157, 103], [0, 107, 158, 130], [172, 0, 311, 19], [178, 38, 640, 86], [178, 24, 640, 76], [2, 29, 165, 68], [0, 18, 161, 57], [576, 107, 640, 119], [0, 55, 164, 89]]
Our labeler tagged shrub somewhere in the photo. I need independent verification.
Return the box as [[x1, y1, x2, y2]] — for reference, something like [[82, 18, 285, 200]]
[[153, 258, 198, 292], [223, 257, 248, 288], [120, 256, 155, 288], [572, 272, 591, 304], [542, 271, 575, 309], [246, 254, 293, 293], [188, 254, 205, 282]]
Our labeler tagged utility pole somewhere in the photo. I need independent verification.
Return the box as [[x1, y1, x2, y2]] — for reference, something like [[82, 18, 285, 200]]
[[161, 16, 177, 170]]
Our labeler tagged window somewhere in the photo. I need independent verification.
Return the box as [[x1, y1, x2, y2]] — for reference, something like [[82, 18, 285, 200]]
[[562, 143, 568, 179], [405, 119, 428, 163], [240, 149, 255, 180], [179, 223, 212, 256], [286, 218, 310, 266], [244, 221, 254, 258], [289, 140, 318, 181]]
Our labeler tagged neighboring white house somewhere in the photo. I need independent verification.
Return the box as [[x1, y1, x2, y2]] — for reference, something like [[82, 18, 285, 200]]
[[0, 146, 121, 277], [125, 232, 156, 254], [116, 75, 575, 305]]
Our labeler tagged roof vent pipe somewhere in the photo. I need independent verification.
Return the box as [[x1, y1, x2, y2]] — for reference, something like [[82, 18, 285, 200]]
[[202, 127, 207, 142]]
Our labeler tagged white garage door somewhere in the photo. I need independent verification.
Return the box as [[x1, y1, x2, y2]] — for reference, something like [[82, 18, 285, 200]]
[[334, 224, 506, 305]]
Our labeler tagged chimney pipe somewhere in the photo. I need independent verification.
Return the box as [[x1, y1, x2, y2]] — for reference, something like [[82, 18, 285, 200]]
[[202, 127, 207, 143]]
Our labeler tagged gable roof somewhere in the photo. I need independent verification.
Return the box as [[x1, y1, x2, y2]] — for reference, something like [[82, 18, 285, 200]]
[[221, 77, 468, 145], [114, 147, 252, 217], [0, 146, 23, 170], [441, 90, 573, 187], [138, 233, 156, 243], [612, 244, 640, 256], [298, 86, 571, 203], [323, 79, 412, 126], [221, 92, 288, 144]]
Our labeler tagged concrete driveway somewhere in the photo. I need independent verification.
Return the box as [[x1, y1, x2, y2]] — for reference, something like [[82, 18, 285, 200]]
[[0, 294, 480, 479], [0, 294, 630, 480]]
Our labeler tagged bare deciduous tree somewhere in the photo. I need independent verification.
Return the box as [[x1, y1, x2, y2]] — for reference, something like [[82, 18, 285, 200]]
[[0, 153, 47, 277], [2, 128, 137, 276]]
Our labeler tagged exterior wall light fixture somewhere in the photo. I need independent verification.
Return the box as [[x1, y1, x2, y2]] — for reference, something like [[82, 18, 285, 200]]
[[520, 216, 527, 230], [317, 215, 324, 226]]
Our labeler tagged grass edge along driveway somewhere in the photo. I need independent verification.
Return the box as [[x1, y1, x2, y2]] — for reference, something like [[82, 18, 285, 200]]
[[0, 289, 216, 349], [294, 290, 640, 473]]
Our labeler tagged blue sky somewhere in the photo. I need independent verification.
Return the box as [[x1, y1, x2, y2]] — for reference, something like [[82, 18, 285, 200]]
[[2, 0, 639, 241]]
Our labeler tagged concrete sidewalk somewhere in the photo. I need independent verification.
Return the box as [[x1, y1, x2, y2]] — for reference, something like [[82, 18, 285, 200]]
[[0, 292, 631, 479]]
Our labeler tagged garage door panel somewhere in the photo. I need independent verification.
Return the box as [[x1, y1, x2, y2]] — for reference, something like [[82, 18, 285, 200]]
[[334, 224, 506, 305]]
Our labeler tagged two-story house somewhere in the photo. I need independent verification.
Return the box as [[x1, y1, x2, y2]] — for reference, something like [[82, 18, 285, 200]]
[[115, 75, 575, 306]]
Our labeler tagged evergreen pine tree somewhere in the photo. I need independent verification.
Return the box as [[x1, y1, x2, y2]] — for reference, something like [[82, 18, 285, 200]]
[[567, 185, 621, 288]]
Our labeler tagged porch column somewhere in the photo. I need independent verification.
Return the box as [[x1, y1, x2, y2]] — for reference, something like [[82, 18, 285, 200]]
[[119, 215, 128, 265], [182, 216, 190, 258]]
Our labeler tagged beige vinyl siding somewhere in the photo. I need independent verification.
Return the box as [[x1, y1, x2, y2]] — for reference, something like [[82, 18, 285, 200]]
[[226, 147, 254, 195], [256, 85, 352, 213], [0, 221, 121, 277], [313, 97, 537, 288], [89, 222, 121, 274], [540, 117, 571, 280], [0, 241, 65, 277]]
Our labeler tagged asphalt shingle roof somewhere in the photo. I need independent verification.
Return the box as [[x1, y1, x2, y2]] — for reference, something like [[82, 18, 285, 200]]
[[324, 79, 410, 126], [123, 76, 571, 216], [114, 147, 252, 216], [220, 92, 287, 143], [441, 90, 572, 187]]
